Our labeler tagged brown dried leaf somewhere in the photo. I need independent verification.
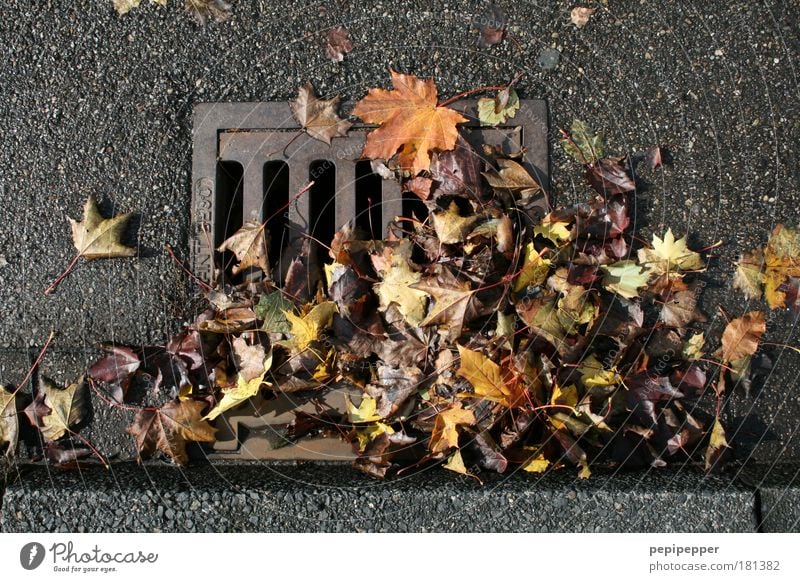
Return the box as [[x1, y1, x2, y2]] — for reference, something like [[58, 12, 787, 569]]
[[325, 25, 354, 62], [290, 83, 352, 145], [217, 221, 270, 276], [128, 400, 217, 465], [720, 311, 766, 363]]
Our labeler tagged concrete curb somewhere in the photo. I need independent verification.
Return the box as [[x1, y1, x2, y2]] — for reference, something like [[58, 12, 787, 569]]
[[0, 462, 761, 533]]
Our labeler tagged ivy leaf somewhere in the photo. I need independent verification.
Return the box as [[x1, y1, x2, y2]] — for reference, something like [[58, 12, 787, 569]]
[[290, 83, 352, 145], [128, 400, 217, 465], [720, 311, 766, 363], [477, 87, 520, 126], [430, 404, 475, 453], [352, 70, 468, 175], [184, 0, 232, 25], [601, 260, 651, 299], [560, 119, 604, 164], [325, 25, 354, 62], [36, 376, 90, 442], [637, 229, 703, 275], [0, 386, 18, 457]]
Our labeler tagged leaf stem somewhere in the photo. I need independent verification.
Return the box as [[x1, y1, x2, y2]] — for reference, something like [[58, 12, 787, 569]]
[[44, 252, 81, 295], [12, 331, 56, 398], [165, 244, 213, 292], [65, 428, 109, 469], [437, 73, 525, 109]]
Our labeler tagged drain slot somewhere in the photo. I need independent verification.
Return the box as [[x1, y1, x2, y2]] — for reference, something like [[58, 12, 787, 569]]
[[309, 159, 337, 265], [355, 160, 383, 239], [263, 160, 290, 268]]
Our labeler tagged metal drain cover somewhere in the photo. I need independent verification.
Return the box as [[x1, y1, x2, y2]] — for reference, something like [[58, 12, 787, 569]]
[[191, 98, 549, 460]]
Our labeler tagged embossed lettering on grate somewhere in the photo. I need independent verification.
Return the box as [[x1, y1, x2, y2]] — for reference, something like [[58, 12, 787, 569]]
[[191, 99, 549, 461]]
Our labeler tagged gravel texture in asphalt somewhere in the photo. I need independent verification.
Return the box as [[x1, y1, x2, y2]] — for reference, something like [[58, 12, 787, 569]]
[[0, 463, 759, 532], [0, 0, 799, 525]]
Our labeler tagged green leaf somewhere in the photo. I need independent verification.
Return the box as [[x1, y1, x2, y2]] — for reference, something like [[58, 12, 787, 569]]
[[255, 291, 294, 334], [560, 119, 604, 164], [477, 87, 520, 126], [601, 260, 651, 299]]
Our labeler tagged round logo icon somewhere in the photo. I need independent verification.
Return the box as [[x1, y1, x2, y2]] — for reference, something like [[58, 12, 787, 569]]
[[20, 542, 46, 570]]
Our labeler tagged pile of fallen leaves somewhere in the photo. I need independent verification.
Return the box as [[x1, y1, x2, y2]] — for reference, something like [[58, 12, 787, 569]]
[[2, 70, 791, 481]]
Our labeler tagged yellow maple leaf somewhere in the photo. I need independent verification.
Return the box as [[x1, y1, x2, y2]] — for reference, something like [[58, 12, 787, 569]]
[[637, 228, 703, 275], [533, 217, 572, 246], [431, 201, 478, 244], [203, 352, 272, 421], [374, 241, 428, 325], [430, 404, 475, 453], [456, 345, 521, 407], [284, 301, 338, 352], [345, 394, 382, 423], [522, 455, 551, 473], [352, 70, 468, 175], [513, 242, 551, 292]]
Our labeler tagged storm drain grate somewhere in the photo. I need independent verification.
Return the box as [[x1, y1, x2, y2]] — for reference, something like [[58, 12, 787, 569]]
[[190, 99, 549, 460]]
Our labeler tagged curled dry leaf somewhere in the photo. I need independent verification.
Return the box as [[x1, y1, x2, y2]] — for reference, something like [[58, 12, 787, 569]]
[[0, 386, 18, 457], [33, 376, 90, 442], [430, 404, 475, 453], [720, 311, 766, 363], [570, 7, 596, 28], [352, 70, 468, 175], [290, 83, 352, 145], [475, 2, 507, 48], [128, 400, 217, 465], [217, 221, 270, 276], [325, 25, 354, 62], [185, 0, 232, 25]]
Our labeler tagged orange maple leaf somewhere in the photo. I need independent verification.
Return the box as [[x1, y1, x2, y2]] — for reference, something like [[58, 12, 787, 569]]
[[352, 70, 468, 175]]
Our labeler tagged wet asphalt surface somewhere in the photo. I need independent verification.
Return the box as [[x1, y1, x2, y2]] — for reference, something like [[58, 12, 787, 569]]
[[0, 0, 798, 530]]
